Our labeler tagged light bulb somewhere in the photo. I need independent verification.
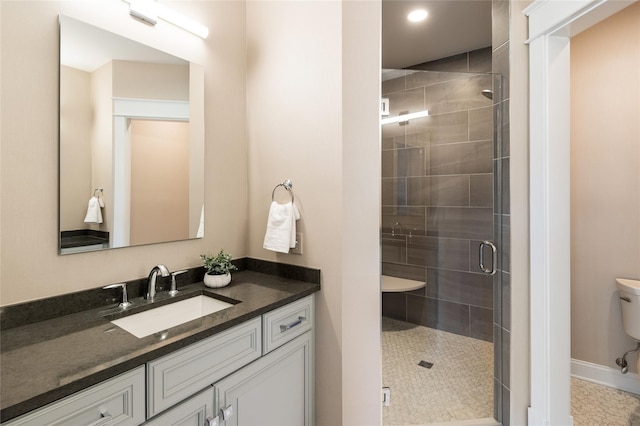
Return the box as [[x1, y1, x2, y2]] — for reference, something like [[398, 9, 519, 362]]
[[407, 9, 428, 23]]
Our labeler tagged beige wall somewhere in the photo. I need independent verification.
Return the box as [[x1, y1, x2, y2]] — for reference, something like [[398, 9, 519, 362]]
[[91, 61, 113, 234], [246, 1, 381, 424], [112, 61, 189, 101], [340, 2, 383, 423], [59, 65, 92, 231], [129, 120, 190, 245], [0, 1, 247, 305], [570, 3, 640, 372]]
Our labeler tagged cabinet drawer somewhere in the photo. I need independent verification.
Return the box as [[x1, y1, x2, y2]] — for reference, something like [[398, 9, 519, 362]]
[[263, 295, 314, 354], [147, 317, 261, 418], [144, 387, 214, 426], [4, 367, 145, 426]]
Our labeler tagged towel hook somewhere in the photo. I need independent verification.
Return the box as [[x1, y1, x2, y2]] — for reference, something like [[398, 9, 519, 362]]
[[94, 188, 103, 197], [271, 179, 294, 203]]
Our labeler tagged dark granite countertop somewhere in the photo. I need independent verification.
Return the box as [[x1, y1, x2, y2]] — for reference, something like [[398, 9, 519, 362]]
[[0, 270, 320, 422]]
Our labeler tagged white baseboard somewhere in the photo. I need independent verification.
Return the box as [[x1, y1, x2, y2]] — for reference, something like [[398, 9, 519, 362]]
[[527, 408, 572, 426], [571, 358, 640, 395], [527, 407, 547, 426]]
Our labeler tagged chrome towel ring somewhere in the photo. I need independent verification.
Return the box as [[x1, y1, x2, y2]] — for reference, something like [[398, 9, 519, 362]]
[[271, 179, 294, 203]]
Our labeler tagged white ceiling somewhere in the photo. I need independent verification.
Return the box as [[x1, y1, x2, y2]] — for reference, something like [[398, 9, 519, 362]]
[[382, 0, 492, 69], [60, 15, 186, 73]]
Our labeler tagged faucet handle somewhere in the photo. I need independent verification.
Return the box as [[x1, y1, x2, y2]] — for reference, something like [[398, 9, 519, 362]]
[[168, 270, 188, 296], [171, 269, 188, 278], [103, 283, 132, 309]]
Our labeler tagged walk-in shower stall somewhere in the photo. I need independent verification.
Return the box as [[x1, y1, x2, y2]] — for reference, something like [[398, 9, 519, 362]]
[[380, 68, 507, 424]]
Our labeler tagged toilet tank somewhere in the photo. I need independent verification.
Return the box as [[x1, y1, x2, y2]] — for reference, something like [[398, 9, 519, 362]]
[[616, 278, 640, 341]]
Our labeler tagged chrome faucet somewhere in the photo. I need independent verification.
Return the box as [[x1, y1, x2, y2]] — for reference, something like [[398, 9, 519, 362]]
[[145, 264, 170, 301]]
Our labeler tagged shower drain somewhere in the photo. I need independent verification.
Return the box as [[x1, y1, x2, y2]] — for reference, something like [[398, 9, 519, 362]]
[[418, 360, 434, 369]]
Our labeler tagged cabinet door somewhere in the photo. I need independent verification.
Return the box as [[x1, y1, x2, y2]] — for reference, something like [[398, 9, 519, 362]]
[[214, 332, 313, 426], [145, 387, 215, 426]]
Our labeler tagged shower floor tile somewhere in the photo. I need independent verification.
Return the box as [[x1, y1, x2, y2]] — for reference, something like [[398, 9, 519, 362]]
[[382, 317, 640, 426], [382, 317, 494, 425]]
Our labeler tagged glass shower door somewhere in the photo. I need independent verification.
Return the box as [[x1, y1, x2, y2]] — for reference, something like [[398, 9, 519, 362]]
[[380, 69, 504, 424]]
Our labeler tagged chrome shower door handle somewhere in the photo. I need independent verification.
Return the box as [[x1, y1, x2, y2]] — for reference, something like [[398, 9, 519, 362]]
[[479, 241, 497, 275]]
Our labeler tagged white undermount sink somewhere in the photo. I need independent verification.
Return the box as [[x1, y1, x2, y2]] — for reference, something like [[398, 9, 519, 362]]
[[111, 295, 234, 338]]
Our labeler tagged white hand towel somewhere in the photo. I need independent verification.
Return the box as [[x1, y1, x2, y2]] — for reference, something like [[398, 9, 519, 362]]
[[263, 201, 300, 253], [84, 196, 103, 224]]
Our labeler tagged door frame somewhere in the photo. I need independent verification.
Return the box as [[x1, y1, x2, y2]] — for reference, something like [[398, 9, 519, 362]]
[[524, 0, 637, 424]]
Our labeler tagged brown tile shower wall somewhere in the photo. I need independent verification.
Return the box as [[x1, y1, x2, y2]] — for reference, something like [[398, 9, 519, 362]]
[[381, 47, 495, 343]]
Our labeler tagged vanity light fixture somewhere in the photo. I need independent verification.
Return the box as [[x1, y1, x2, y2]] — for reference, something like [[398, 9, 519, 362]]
[[381, 110, 429, 125], [407, 9, 428, 23], [129, 0, 158, 25], [128, 0, 209, 39]]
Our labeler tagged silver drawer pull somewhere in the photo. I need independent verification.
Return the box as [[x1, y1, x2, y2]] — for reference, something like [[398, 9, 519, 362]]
[[280, 316, 306, 332], [88, 410, 112, 426], [206, 415, 220, 426]]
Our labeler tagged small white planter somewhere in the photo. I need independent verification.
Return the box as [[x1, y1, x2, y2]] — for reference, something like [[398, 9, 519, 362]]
[[203, 272, 231, 288]]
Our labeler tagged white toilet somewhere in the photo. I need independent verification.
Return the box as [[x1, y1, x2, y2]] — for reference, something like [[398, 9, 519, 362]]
[[615, 278, 640, 373]]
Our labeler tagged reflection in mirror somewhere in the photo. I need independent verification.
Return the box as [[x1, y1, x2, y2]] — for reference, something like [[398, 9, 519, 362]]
[[59, 15, 204, 254]]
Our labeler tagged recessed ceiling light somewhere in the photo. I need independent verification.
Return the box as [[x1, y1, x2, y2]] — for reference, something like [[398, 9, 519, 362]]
[[407, 9, 428, 22]]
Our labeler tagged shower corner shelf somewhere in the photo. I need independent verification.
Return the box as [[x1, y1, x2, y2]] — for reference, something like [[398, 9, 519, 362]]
[[381, 275, 426, 293]]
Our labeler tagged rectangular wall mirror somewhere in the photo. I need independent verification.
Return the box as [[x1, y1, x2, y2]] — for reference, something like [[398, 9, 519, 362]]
[[59, 15, 205, 254]]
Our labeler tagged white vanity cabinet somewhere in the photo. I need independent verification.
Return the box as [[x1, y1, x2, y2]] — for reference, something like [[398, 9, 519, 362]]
[[2, 295, 314, 426], [4, 367, 146, 426], [151, 295, 314, 426]]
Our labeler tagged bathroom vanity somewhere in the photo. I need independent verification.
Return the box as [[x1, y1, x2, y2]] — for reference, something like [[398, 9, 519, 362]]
[[0, 270, 319, 425]]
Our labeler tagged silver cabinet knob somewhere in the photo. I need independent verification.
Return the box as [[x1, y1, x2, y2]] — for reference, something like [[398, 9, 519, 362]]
[[87, 409, 112, 426]]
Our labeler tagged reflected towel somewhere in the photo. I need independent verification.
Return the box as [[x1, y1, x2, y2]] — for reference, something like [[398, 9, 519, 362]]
[[84, 196, 103, 224], [263, 201, 300, 253]]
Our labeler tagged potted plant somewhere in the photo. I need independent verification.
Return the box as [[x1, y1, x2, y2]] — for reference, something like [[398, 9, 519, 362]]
[[200, 249, 238, 288]]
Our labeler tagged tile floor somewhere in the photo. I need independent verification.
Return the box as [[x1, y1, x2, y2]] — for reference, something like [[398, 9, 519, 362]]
[[382, 316, 640, 426], [382, 317, 494, 425], [571, 377, 640, 426]]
